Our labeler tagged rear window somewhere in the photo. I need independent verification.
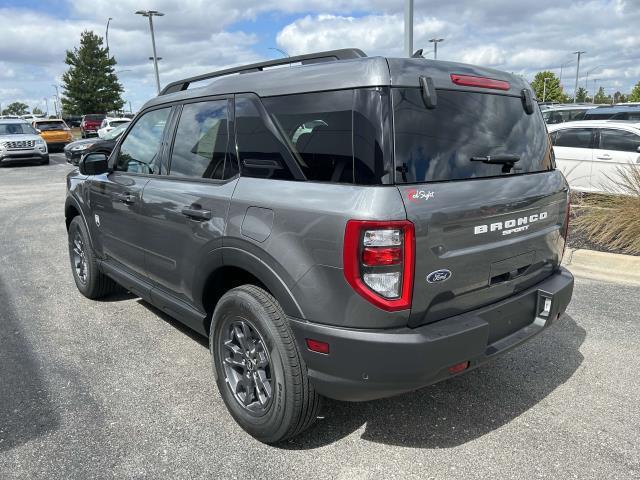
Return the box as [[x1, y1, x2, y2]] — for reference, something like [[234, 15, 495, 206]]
[[393, 89, 553, 183], [36, 121, 67, 131], [84, 115, 105, 122]]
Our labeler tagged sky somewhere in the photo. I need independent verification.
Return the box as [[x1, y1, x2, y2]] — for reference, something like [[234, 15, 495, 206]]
[[0, 0, 638, 114]]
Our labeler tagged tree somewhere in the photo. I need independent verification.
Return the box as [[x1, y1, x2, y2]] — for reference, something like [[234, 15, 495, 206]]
[[575, 87, 588, 103], [594, 86, 607, 104], [2, 101, 29, 116], [530, 71, 566, 102], [32, 106, 44, 115], [61, 30, 124, 115], [629, 81, 640, 102]]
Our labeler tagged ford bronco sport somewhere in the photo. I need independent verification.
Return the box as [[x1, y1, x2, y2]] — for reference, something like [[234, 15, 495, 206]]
[[65, 49, 574, 444]]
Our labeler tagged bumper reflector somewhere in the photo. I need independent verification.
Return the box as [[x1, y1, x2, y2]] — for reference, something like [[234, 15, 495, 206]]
[[306, 338, 330, 355], [448, 361, 470, 375]]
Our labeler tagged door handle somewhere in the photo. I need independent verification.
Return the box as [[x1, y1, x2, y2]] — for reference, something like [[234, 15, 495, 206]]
[[596, 154, 612, 160], [114, 192, 136, 204], [181, 206, 212, 220]]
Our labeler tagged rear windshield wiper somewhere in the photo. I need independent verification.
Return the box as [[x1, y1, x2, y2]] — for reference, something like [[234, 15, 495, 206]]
[[470, 154, 520, 173]]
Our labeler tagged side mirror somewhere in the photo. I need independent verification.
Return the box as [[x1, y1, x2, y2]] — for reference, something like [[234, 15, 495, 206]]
[[36, 129, 42, 134], [79, 153, 109, 175]]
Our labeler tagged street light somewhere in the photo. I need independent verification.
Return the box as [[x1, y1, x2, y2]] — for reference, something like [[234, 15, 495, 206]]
[[135, 10, 164, 95], [429, 38, 445, 60], [572, 51, 586, 103], [106, 17, 113, 53], [543, 77, 550, 102]]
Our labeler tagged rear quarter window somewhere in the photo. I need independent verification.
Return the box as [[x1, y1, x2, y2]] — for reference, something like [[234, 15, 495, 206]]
[[393, 89, 553, 183]]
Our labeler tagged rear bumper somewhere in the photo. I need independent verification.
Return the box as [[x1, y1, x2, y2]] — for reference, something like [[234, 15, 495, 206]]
[[289, 267, 574, 402]]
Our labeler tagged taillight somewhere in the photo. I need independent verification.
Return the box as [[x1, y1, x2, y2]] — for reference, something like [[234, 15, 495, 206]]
[[450, 74, 510, 91], [343, 220, 415, 311]]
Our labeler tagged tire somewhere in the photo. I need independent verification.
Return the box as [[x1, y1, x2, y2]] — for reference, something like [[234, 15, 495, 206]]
[[41, 155, 50, 165], [68, 216, 117, 299], [80, 131, 86, 139], [210, 285, 321, 444]]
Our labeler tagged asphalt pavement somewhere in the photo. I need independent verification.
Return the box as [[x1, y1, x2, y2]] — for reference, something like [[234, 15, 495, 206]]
[[1, 154, 638, 479]]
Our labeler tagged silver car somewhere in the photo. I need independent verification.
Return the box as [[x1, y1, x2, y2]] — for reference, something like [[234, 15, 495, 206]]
[[0, 119, 49, 165]]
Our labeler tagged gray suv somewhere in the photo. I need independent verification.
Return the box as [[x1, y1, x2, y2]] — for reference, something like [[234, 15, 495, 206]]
[[65, 49, 574, 443]]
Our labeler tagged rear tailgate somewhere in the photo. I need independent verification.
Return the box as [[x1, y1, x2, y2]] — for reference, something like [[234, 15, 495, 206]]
[[400, 173, 568, 327], [391, 85, 569, 328]]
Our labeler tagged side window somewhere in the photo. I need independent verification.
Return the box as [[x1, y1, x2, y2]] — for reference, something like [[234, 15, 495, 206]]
[[169, 100, 228, 180], [552, 128, 593, 148], [115, 108, 171, 174], [599, 129, 640, 152], [235, 96, 294, 181], [263, 90, 354, 183]]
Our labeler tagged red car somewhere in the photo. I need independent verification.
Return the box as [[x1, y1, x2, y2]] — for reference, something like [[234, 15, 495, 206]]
[[80, 114, 106, 138]]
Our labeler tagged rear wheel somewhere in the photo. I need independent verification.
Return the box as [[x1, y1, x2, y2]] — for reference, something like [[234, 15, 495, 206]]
[[210, 285, 321, 444], [68, 216, 117, 299]]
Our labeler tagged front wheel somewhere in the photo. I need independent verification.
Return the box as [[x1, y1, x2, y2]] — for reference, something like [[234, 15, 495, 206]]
[[210, 285, 321, 444]]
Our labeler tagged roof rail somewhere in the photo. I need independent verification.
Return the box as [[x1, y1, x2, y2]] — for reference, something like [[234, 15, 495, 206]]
[[159, 48, 367, 96]]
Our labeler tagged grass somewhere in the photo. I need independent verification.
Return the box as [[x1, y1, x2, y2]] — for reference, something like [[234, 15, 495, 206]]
[[572, 165, 640, 255]]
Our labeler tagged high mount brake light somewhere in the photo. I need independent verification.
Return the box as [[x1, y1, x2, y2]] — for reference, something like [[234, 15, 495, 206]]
[[343, 220, 415, 311], [450, 74, 510, 91]]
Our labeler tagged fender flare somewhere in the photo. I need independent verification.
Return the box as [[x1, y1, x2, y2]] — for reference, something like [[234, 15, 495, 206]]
[[220, 246, 305, 319], [64, 195, 96, 250]]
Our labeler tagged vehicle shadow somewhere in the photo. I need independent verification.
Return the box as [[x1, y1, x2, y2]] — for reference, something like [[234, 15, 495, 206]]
[[0, 276, 60, 453], [281, 314, 585, 450]]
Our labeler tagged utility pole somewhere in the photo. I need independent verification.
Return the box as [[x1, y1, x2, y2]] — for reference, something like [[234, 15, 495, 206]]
[[44, 97, 49, 116], [404, 0, 413, 57], [136, 10, 164, 95], [572, 51, 586, 103], [52, 84, 60, 116], [128, 100, 133, 114], [106, 17, 113, 53], [429, 38, 444, 60]]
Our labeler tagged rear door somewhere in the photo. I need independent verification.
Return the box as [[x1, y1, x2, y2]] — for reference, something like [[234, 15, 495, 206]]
[[592, 128, 640, 192], [551, 127, 595, 191], [392, 87, 569, 328], [139, 98, 237, 315]]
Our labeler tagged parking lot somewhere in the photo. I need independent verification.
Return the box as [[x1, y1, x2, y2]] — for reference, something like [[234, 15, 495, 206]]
[[1, 155, 639, 479]]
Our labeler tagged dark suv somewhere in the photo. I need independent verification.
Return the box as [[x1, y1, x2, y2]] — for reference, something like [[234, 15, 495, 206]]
[[65, 49, 574, 443]]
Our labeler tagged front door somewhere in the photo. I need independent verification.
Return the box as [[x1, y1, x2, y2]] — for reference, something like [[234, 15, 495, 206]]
[[139, 98, 237, 311], [88, 107, 172, 279], [551, 127, 595, 192]]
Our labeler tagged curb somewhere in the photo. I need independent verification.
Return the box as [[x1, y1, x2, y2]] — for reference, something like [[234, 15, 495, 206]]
[[562, 248, 640, 286]]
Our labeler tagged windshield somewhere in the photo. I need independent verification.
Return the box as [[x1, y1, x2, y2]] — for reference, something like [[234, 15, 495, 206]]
[[103, 123, 127, 140], [110, 120, 130, 127], [393, 89, 553, 183], [85, 115, 105, 122], [36, 121, 67, 131], [0, 123, 38, 135]]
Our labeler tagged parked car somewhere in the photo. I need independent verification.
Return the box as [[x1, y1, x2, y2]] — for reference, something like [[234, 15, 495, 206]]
[[65, 48, 573, 443], [583, 105, 640, 120], [64, 122, 127, 165], [63, 115, 83, 128], [80, 114, 106, 138], [32, 118, 73, 152], [548, 120, 640, 193], [97, 117, 131, 138], [0, 119, 49, 165], [541, 105, 594, 124]]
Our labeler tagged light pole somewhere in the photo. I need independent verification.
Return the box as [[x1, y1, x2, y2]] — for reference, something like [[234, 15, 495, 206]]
[[542, 77, 550, 102], [572, 51, 586, 103], [429, 38, 444, 60], [135, 10, 164, 95], [44, 97, 49, 117], [52, 84, 61, 116], [591, 79, 600, 102], [404, 0, 414, 57], [106, 17, 113, 53]]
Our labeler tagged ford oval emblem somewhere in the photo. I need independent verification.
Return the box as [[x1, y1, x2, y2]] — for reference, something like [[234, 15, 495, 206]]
[[427, 269, 452, 284]]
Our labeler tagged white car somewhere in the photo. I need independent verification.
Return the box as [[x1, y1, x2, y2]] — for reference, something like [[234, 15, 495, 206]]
[[97, 117, 131, 138], [548, 120, 640, 193]]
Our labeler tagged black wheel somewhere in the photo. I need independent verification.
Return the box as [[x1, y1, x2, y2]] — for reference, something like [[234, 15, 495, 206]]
[[68, 216, 117, 299], [211, 285, 321, 444], [80, 131, 86, 139]]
